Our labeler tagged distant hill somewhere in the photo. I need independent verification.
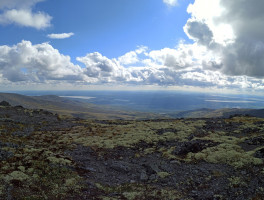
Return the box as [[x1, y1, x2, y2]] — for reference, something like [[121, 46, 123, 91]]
[[0, 93, 164, 120], [170, 107, 264, 118]]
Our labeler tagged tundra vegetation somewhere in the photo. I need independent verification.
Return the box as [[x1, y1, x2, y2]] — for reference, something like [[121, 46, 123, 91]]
[[0, 103, 264, 199]]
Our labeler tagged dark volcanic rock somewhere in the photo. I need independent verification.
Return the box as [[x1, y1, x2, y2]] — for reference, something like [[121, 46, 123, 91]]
[[254, 148, 264, 158], [0, 149, 13, 160], [203, 119, 242, 133], [0, 101, 11, 107], [156, 128, 177, 135], [68, 144, 264, 200], [240, 136, 264, 151], [173, 140, 219, 156], [245, 136, 264, 145]]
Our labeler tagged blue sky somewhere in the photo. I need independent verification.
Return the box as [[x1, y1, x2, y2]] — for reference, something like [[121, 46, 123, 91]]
[[0, 0, 192, 59], [0, 0, 264, 94]]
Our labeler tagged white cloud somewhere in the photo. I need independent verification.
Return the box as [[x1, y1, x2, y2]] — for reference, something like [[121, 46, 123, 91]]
[[184, 20, 214, 47], [163, 0, 178, 7], [0, 0, 44, 9], [77, 52, 133, 83], [147, 42, 211, 70], [0, 40, 82, 82], [0, 0, 51, 29], [0, 0, 45, 9], [1, 39, 264, 92], [185, 0, 264, 77], [186, 0, 235, 45], [47, 32, 74, 39], [118, 46, 147, 65], [118, 51, 139, 65], [148, 47, 193, 69], [0, 9, 51, 29]]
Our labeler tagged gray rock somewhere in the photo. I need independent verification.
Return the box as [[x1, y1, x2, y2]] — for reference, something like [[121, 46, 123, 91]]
[[110, 161, 131, 173], [149, 174, 158, 180], [140, 170, 148, 181]]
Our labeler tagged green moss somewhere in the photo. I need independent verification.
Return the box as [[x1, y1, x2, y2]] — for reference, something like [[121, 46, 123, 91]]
[[65, 178, 78, 187], [47, 156, 72, 165], [157, 171, 171, 179], [5, 171, 29, 182], [228, 176, 246, 187], [18, 166, 26, 172], [158, 146, 177, 160], [96, 183, 182, 200], [65, 120, 205, 149], [27, 161, 83, 199], [144, 147, 156, 155], [122, 191, 143, 200], [186, 143, 263, 168]]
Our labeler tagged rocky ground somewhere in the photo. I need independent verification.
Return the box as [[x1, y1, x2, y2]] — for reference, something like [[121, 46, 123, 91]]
[[0, 101, 264, 199]]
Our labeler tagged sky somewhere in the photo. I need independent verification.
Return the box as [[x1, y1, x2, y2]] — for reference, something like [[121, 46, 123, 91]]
[[0, 0, 264, 94]]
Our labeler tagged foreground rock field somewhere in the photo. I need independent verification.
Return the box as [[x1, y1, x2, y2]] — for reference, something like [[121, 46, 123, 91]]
[[0, 103, 264, 199]]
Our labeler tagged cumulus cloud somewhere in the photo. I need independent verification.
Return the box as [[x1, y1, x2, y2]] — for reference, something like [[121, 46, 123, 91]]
[[118, 46, 147, 65], [118, 51, 138, 65], [163, 0, 178, 7], [77, 52, 134, 83], [147, 42, 212, 70], [0, 40, 82, 82], [184, 20, 214, 47], [185, 0, 264, 77], [1, 38, 264, 91], [181, 69, 264, 90], [76, 42, 264, 90], [47, 32, 74, 39], [0, 9, 51, 29], [148, 47, 193, 69], [0, 0, 51, 29]]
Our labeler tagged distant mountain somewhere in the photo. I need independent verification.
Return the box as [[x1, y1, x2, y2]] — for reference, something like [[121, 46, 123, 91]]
[[0, 93, 164, 120]]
